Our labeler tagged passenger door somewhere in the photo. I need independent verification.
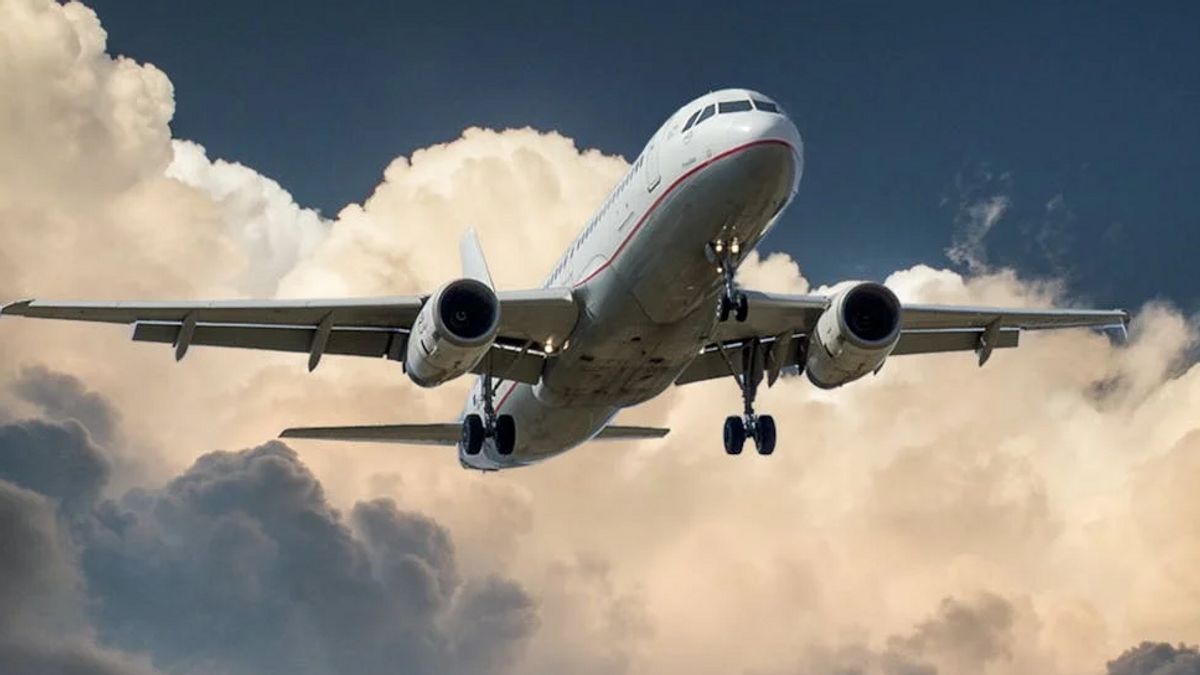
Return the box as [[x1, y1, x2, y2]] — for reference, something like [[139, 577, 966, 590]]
[[644, 138, 661, 193]]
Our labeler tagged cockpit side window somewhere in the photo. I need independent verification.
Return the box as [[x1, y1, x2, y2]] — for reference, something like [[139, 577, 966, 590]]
[[695, 104, 716, 126], [718, 100, 753, 113], [752, 99, 780, 113], [682, 108, 702, 132]]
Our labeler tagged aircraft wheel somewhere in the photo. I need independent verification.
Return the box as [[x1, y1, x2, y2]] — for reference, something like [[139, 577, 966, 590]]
[[495, 414, 517, 456], [462, 414, 485, 455], [723, 416, 745, 455], [735, 293, 749, 322], [754, 415, 776, 455], [718, 295, 732, 322]]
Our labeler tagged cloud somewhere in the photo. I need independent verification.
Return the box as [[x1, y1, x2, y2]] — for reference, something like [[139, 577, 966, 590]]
[[81, 442, 537, 675], [2, 2, 1200, 675], [0, 480, 161, 675], [166, 140, 329, 296], [0, 417, 109, 516], [12, 365, 120, 446], [944, 165, 1013, 273], [0, 375, 538, 674], [1107, 642, 1200, 675], [946, 194, 1010, 273]]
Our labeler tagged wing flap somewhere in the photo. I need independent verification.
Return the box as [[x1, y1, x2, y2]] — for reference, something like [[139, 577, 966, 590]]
[[279, 423, 460, 445], [891, 327, 1020, 356], [131, 321, 404, 359]]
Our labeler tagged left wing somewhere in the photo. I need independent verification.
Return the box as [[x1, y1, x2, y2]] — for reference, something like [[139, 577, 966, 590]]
[[279, 423, 669, 445], [679, 291, 1128, 386], [1, 289, 579, 384]]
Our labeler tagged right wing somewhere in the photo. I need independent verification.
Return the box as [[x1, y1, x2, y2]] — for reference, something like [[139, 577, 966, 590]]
[[679, 291, 1127, 386], [1, 289, 578, 384]]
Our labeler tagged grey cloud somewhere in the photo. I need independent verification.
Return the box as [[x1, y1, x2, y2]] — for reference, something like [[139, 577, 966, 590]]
[[752, 594, 1017, 675], [0, 418, 109, 515], [1108, 643, 1200, 675], [0, 479, 160, 675], [84, 442, 538, 675], [0, 367, 537, 675], [447, 576, 540, 674], [13, 365, 120, 446], [886, 593, 1015, 669]]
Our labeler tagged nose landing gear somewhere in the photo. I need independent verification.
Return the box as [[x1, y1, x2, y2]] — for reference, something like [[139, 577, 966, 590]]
[[716, 337, 777, 456], [707, 240, 749, 323], [462, 368, 517, 456]]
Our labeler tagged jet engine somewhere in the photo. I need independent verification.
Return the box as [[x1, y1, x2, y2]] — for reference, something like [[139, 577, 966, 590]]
[[405, 278, 500, 387], [805, 282, 902, 389]]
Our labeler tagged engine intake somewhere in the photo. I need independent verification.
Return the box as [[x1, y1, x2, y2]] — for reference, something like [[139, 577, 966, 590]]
[[406, 278, 500, 387], [806, 282, 901, 389]]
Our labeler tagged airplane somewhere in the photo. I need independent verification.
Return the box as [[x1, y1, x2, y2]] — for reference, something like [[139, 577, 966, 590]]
[[1, 88, 1128, 471]]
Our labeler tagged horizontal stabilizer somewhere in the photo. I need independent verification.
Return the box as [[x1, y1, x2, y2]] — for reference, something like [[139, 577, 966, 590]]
[[280, 424, 460, 445], [594, 425, 670, 440]]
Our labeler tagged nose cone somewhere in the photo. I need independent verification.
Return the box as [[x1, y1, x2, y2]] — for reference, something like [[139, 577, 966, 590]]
[[725, 111, 804, 193]]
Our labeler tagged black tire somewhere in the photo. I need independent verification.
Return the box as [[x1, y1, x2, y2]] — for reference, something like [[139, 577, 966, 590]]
[[718, 295, 732, 322], [462, 414, 484, 455], [495, 414, 517, 456], [723, 416, 745, 455], [754, 415, 776, 455], [735, 293, 749, 322]]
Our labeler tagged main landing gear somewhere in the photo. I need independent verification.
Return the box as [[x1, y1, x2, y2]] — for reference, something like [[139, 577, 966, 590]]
[[707, 240, 748, 323], [462, 369, 516, 456], [717, 338, 777, 456]]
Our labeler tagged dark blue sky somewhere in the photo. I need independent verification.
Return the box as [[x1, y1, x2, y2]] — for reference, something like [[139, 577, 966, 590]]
[[87, 1, 1199, 312]]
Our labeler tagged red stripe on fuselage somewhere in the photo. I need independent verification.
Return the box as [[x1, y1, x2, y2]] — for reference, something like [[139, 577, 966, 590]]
[[494, 137, 796, 413]]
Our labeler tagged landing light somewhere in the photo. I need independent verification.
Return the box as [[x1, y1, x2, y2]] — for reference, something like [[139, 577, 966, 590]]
[[731, 239, 741, 255], [714, 241, 724, 254]]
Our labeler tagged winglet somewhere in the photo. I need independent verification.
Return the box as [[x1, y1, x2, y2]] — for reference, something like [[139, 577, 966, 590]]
[[1, 299, 35, 317], [459, 229, 495, 288]]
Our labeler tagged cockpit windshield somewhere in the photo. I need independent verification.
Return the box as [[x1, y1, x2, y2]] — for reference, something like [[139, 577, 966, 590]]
[[682, 96, 784, 132], [752, 99, 779, 113]]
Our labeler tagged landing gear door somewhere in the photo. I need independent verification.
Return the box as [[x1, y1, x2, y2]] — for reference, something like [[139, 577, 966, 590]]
[[644, 138, 661, 193]]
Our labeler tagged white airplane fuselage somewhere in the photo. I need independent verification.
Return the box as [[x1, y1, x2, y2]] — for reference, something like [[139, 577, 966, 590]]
[[462, 89, 804, 469]]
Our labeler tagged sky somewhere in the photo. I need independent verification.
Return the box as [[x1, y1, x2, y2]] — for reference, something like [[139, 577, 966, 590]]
[[84, 0, 1200, 313], [2, 2, 1200, 675]]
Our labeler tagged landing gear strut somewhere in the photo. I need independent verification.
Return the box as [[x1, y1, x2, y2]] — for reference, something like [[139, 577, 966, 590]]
[[717, 338, 776, 456], [707, 240, 748, 323], [462, 367, 516, 456]]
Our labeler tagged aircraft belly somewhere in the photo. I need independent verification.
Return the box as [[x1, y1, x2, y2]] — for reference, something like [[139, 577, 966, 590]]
[[490, 384, 618, 465], [535, 269, 715, 408]]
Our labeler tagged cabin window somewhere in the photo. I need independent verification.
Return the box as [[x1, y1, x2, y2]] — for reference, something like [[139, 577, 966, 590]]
[[718, 100, 753, 113]]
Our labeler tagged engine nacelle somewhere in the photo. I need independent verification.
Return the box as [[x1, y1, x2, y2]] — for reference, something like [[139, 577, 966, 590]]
[[806, 282, 902, 389], [405, 278, 500, 388]]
